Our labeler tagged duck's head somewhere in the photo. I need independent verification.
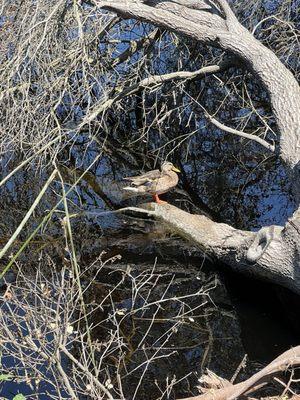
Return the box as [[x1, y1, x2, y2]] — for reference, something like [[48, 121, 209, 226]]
[[161, 162, 181, 173]]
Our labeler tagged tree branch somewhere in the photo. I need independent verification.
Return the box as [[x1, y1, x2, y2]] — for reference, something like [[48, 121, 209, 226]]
[[94, 0, 226, 42], [185, 92, 276, 152], [94, 0, 300, 171], [81, 61, 233, 126], [109, 28, 160, 68], [208, 113, 275, 152], [119, 202, 300, 294], [180, 345, 300, 400]]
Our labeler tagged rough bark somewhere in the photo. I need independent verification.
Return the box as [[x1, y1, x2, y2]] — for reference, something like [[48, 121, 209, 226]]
[[94, 0, 300, 293], [124, 203, 300, 294], [95, 0, 300, 171]]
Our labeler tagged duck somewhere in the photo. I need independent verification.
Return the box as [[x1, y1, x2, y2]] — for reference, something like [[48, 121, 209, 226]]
[[123, 162, 180, 204]]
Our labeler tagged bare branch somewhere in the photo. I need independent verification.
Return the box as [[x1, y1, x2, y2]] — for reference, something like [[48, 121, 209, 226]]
[[82, 61, 233, 125], [110, 28, 160, 68], [119, 202, 300, 294], [207, 113, 275, 152], [180, 346, 300, 400], [183, 91, 276, 152], [95, 0, 300, 170]]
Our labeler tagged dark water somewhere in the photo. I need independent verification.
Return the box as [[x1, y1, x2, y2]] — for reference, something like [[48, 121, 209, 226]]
[[221, 267, 300, 363], [0, 166, 299, 399], [1, 227, 299, 399]]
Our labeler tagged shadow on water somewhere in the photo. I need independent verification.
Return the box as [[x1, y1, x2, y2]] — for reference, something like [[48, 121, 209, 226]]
[[220, 265, 300, 363], [0, 203, 299, 399], [76, 208, 300, 397], [1, 168, 296, 399]]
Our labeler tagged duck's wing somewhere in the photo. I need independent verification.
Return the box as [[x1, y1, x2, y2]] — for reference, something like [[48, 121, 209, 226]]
[[124, 169, 161, 186]]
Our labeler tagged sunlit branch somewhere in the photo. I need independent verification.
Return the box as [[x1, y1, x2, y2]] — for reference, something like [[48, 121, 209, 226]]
[[82, 61, 233, 125]]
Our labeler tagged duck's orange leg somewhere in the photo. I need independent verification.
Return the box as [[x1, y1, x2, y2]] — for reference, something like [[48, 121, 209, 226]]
[[153, 193, 167, 204]]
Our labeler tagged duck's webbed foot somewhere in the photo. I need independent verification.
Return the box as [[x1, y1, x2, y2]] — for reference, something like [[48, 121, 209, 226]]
[[153, 194, 168, 204]]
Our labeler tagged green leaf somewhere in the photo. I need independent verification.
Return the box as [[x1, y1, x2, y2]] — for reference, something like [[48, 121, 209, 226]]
[[13, 395, 26, 400], [0, 374, 13, 381]]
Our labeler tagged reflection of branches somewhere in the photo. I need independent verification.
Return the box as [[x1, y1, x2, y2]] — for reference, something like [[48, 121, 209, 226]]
[[0, 254, 216, 399], [59, 164, 118, 209]]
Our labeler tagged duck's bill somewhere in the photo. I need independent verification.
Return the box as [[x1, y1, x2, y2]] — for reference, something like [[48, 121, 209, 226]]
[[172, 166, 181, 173]]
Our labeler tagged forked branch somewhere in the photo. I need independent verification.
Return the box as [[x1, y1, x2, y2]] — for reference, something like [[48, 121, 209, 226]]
[[180, 345, 300, 400]]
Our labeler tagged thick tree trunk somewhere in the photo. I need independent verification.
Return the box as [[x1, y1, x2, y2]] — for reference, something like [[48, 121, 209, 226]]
[[126, 203, 300, 294], [95, 0, 300, 293], [97, 0, 300, 172], [220, 32, 300, 171]]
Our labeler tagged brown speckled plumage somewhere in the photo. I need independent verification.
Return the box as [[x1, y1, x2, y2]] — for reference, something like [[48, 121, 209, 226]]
[[123, 162, 180, 203]]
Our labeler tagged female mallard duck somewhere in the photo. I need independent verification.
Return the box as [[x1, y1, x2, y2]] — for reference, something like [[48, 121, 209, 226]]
[[123, 162, 180, 204]]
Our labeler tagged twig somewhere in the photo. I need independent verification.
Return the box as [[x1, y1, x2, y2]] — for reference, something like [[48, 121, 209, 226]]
[[59, 344, 115, 400], [81, 61, 233, 125], [183, 91, 275, 152], [0, 169, 57, 261], [208, 114, 275, 152]]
